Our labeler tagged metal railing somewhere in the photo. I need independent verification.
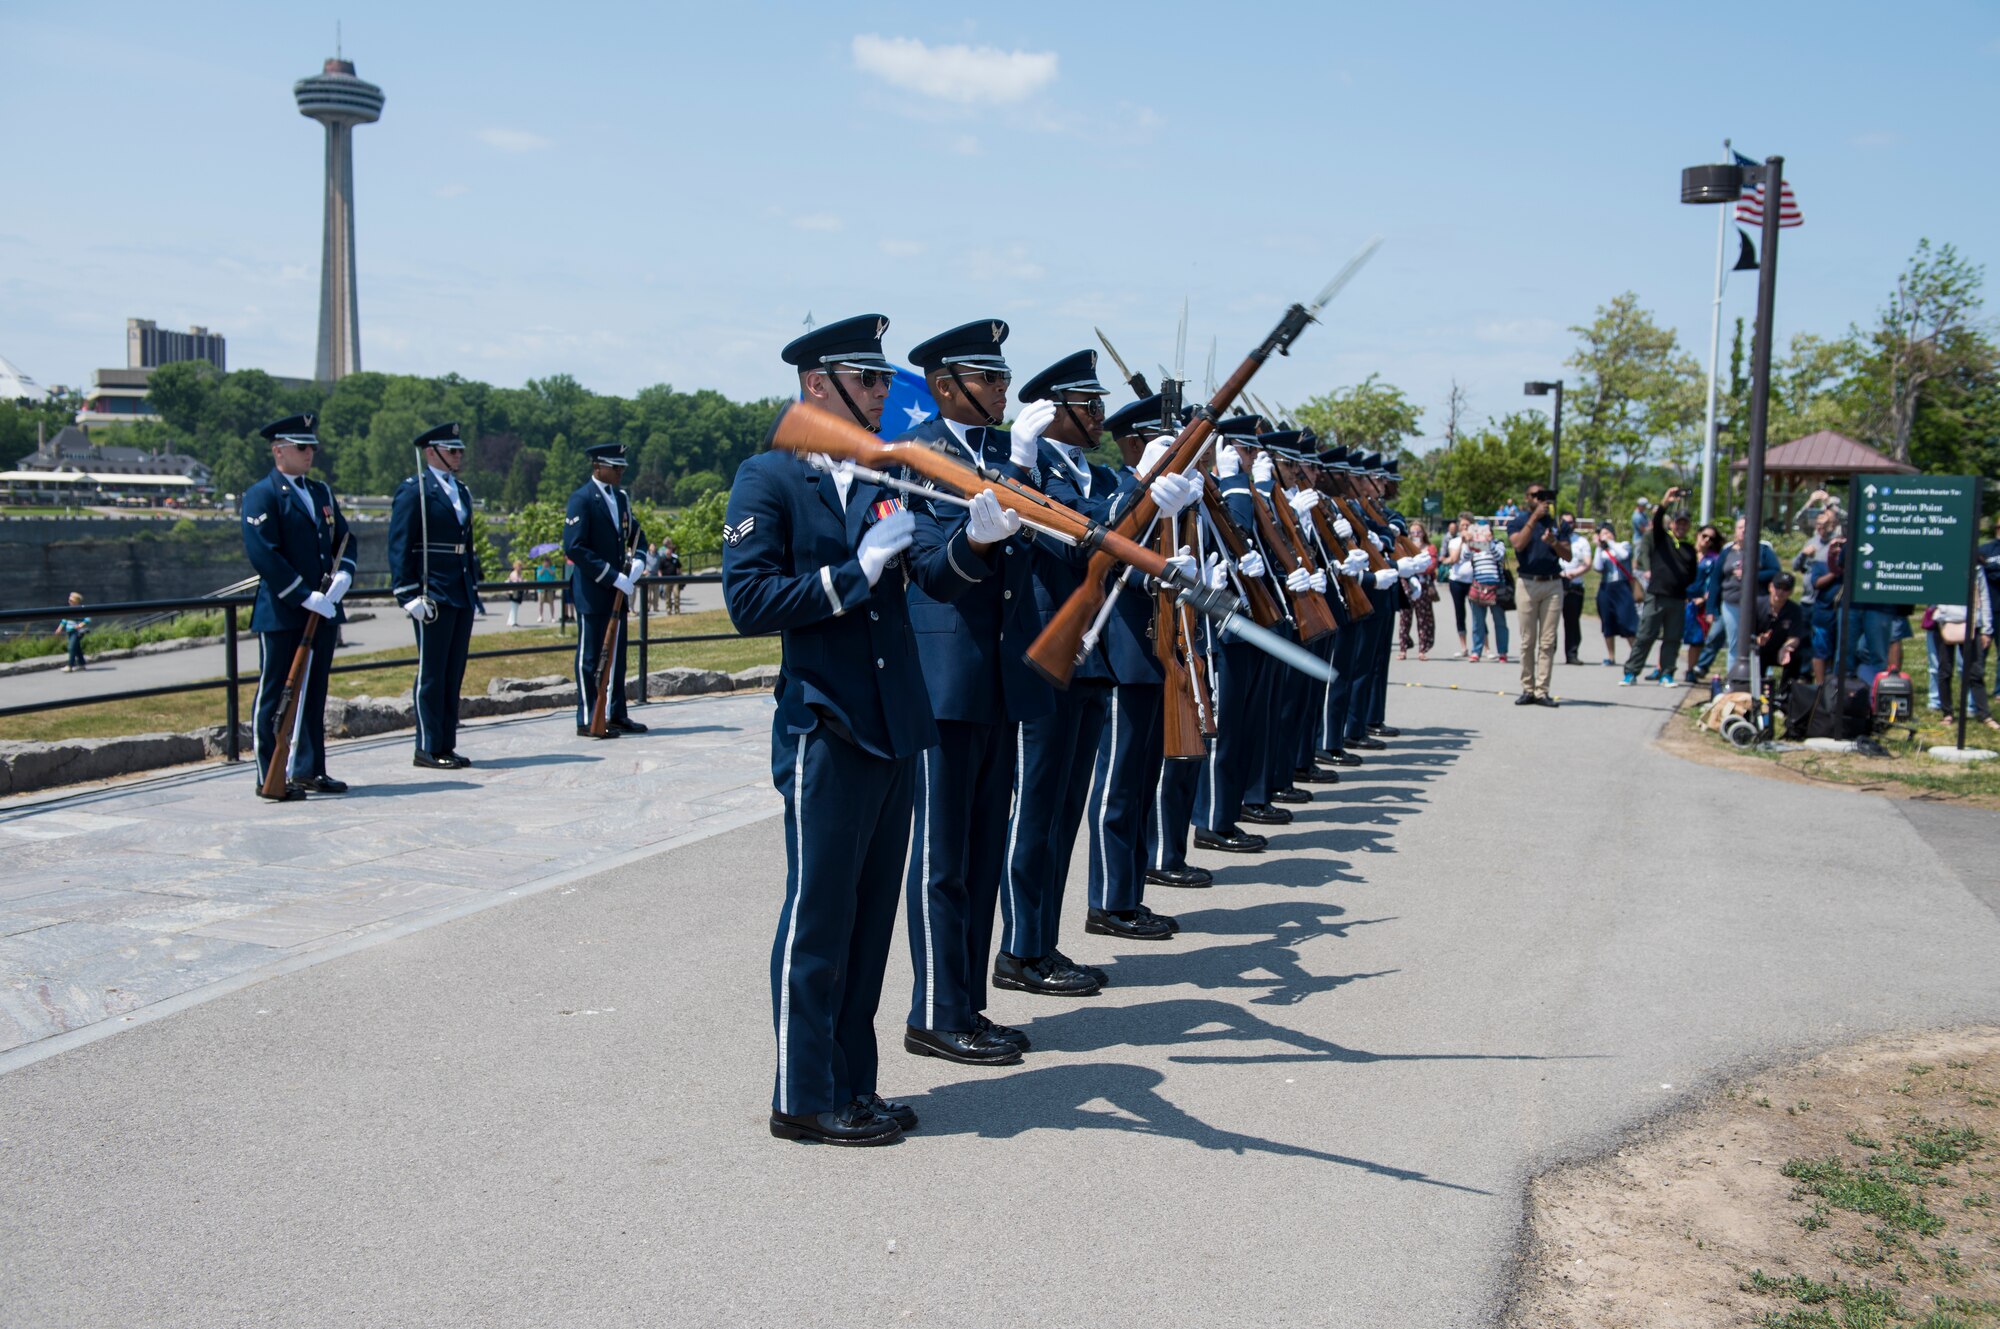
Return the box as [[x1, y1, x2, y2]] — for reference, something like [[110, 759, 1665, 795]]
[[0, 575, 761, 763]]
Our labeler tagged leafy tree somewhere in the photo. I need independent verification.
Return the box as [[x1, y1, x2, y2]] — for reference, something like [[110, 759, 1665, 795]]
[[1292, 374, 1423, 453], [0, 392, 84, 468], [538, 433, 585, 505], [1860, 240, 1991, 465], [1405, 412, 1552, 518], [468, 508, 500, 584], [502, 448, 546, 509], [1563, 293, 1702, 511], [665, 488, 731, 567], [509, 500, 566, 558], [674, 469, 724, 505]]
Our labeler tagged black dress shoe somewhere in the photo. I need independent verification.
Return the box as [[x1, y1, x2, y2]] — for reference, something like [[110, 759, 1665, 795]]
[[1318, 749, 1363, 767], [1564, 654, 1582, 666], [856, 1092, 917, 1131], [1238, 803, 1292, 825], [1292, 764, 1340, 785], [413, 750, 457, 769], [1049, 948, 1107, 987], [256, 782, 307, 802], [576, 725, 620, 738], [1515, 692, 1538, 706], [993, 951, 1100, 997], [769, 1102, 902, 1146], [1534, 694, 1561, 708], [1348, 736, 1388, 751], [608, 717, 648, 734], [1135, 904, 1180, 934], [974, 1014, 1031, 1053], [1368, 724, 1401, 738], [1145, 866, 1214, 889], [440, 752, 472, 768], [904, 1025, 1021, 1066], [1193, 828, 1266, 854], [1086, 908, 1175, 940], [302, 774, 348, 794], [1269, 786, 1311, 805]]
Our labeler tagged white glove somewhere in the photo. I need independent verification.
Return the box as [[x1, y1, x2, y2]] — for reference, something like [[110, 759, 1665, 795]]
[[1342, 549, 1370, 577], [1163, 545, 1198, 583], [1010, 400, 1056, 469], [1216, 445, 1242, 479], [401, 598, 435, 624], [1308, 570, 1328, 593], [1288, 490, 1321, 517], [1239, 550, 1267, 580], [628, 555, 647, 579], [303, 591, 337, 620], [1372, 568, 1399, 589], [325, 570, 352, 604], [965, 489, 1021, 544], [1252, 453, 1275, 485], [1368, 530, 1386, 551], [1397, 555, 1429, 578], [1285, 567, 1312, 594], [1138, 436, 1173, 476], [1205, 552, 1231, 591], [1150, 471, 1199, 519], [613, 573, 637, 598], [857, 508, 915, 587], [1332, 515, 1354, 540]]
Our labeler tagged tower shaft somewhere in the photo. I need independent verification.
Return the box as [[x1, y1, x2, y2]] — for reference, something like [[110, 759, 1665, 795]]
[[316, 121, 362, 381]]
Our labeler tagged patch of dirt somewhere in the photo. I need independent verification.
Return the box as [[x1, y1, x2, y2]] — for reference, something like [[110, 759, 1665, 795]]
[[1506, 1027, 2000, 1328]]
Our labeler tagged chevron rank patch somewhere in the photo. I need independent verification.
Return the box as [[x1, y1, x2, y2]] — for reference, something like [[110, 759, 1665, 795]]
[[722, 517, 755, 547], [565, 515, 582, 525], [245, 513, 268, 526]]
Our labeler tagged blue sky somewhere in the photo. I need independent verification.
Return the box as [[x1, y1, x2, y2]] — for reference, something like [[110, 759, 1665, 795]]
[[4, 1, 1995, 447]]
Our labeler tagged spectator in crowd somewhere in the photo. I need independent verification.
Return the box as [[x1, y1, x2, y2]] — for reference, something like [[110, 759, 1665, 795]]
[[1689, 517, 1778, 684], [1557, 511, 1590, 666], [535, 558, 558, 623], [1465, 520, 1509, 663], [1686, 524, 1723, 676], [657, 538, 684, 614], [1752, 571, 1809, 693], [1795, 506, 1839, 613], [55, 592, 91, 672], [1629, 496, 1651, 558], [1506, 482, 1567, 707], [1495, 497, 1522, 526], [1624, 487, 1697, 686], [1791, 487, 1842, 536], [1982, 514, 2000, 698], [1593, 522, 1640, 670], [1927, 554, 1994, 729], [1396, 521, 1439, 661], [1808, 520, 1845, 684], [506, 559, 527, 628], [1445, 513, 1474, 658]]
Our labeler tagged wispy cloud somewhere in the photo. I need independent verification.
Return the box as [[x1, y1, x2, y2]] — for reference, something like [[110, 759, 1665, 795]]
[[852, 34, 1057, 105], [477, 128, 550, 152], [791, 214, 842, 232], [435, 182, 470, 199]]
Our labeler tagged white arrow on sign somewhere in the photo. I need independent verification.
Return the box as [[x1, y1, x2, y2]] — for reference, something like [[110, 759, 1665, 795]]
[[1860, 543, 1875, 555], [1864, 484, 1879, 496]]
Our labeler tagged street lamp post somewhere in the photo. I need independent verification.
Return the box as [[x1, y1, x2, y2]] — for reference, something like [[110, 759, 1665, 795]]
[[1682, 154, 1784, 688], [1523, 380, 1563, 495]]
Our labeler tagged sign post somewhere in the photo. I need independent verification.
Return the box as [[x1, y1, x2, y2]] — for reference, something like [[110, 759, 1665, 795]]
[[1848, 473, 1985, 751]]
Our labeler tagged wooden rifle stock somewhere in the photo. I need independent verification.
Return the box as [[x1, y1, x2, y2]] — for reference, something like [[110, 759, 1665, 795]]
[[260, 532, 351, 800], [1359, 494, 1419, 558], [1198, 477, 1283, 628], [1329, 494, 1393, 573], [1179, 510, 1218, 739], [1274, 458, 1373, 621], [1156, 520, 1206, 760], [1260, 461, 1341, 642], [1239, 460, 1337, 643]]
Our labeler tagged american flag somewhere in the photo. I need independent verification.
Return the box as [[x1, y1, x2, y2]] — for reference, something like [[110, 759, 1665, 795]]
[[1732, 149, 1802, 228]]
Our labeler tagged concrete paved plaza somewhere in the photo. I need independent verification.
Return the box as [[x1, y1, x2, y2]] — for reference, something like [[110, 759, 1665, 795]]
[[2, 660, 1996, 1326]]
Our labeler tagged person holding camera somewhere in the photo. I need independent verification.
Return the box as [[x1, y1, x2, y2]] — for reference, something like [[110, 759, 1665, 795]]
[[1754, 572, 1809, 697], [1506, 482, 1568, 707], [1622, 486, 1697, 686]]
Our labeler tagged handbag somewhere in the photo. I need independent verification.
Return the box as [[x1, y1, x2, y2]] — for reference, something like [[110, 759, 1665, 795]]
[[1469, 583, 1498, 606], [1941, 619, 1969, 646], [1609, 551, 1645, 603], [1496, 570, 1517, 612]]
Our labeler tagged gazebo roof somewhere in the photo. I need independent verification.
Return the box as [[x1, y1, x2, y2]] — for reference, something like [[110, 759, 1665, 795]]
[[1732, 431, 1918, 475]]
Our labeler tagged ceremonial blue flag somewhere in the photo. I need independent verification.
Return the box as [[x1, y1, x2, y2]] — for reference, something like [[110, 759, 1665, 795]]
[[879, 366, 937, 437]]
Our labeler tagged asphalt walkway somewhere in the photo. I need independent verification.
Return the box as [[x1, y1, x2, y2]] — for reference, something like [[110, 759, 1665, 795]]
[[2, 658, 1996, 1327]]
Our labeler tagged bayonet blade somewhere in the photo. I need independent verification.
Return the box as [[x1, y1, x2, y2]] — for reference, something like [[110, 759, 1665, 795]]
[[1173, 298, 1188, 385], [1095, 327, 1145, 396], [1205, 338, 1218, 397], [1307, 236, 1383, 316]]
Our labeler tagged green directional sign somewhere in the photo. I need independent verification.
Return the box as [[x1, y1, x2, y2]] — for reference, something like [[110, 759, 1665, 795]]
[[1849, 474, 1983, 606], [1421, 490, 1443, 517]]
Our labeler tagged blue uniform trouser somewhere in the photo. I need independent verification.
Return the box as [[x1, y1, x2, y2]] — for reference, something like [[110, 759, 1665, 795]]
[[1243, 648, 1286, 805], [1150, 751, 1202, 872], [1297, 634, 1336, 769], [412, 603, 474, 755], [906, 719, 1016, 1032], [253, 626, 335, 785], [1000, 683, 1109, 960], [1319, 615, 1366, 754], [770, 722, 913, 1117], [1088, 682, 1165, 914], [1269, 652, 1316, 789], [1366, 595, 1397, 727], [1195, 641, 1264, 834], [575, 611, 630, 727], [1346, 610, 1388, 741]]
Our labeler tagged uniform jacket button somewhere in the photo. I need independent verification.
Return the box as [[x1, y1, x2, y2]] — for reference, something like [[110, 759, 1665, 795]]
[[1003, 589, 1012, 599], [869, 610, 880, 621], [876, 658, 885, 668]]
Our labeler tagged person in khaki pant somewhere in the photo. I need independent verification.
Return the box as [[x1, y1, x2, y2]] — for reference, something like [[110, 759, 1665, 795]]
[[1506, 483, 1569, 707]]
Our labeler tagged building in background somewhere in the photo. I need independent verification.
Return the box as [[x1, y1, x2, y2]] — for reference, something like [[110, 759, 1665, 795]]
[[127, 318, 226, 372], [295, 52, 384, 382], [2, 423, 210, 504], [1, 354, 52, 404]]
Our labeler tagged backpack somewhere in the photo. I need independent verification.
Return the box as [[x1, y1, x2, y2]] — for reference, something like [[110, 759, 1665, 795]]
[[1799, 677, 1873, 740]]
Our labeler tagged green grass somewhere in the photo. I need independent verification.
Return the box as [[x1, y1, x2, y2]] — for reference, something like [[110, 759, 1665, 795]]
[[1781, 1156, 1948, 1237], [0, 611, 227, 662], [0, 610, 778, 744]]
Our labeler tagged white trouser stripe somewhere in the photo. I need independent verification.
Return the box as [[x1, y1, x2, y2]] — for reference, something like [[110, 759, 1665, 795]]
[[776, 736, 807, 1115], [1151, 763, 1167, 869], [1205, 655, 1223, 828], [251, 634, 269, 780], [919, 748, 935, 1028], [574, 626, 587, 724], [1001, 723, 1025, 954], [1097, 690, 1119, 896]]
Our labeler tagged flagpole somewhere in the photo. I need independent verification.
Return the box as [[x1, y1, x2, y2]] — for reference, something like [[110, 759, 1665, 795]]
[[1697, 138, 1730, 527]]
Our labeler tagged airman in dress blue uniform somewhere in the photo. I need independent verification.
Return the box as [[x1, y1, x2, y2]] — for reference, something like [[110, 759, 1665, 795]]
[[723, 313, 977, 1146], [241, 413, 358, 799], [896, 319, 1049, 1068], [387, 422, 483, 769], [564, 443, 651, 738]]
